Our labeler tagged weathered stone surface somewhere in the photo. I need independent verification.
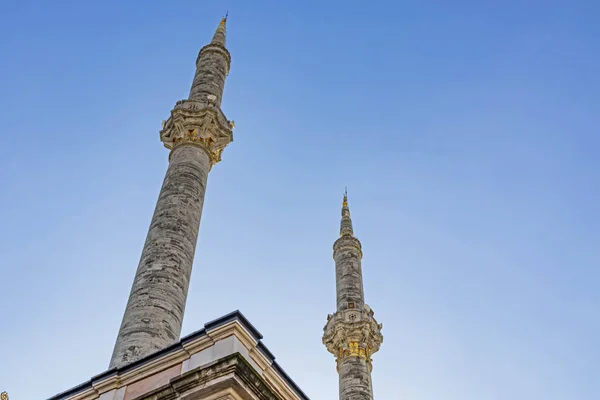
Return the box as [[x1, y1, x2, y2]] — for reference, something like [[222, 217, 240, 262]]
[[189, 43, 230, 106], [334, 235, 365, 312], [188, 20, 230, 107], [338, 357, 372, 400], [110, 144, 212, 368]]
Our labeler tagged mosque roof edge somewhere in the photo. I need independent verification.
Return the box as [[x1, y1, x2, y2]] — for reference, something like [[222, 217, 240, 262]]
[[202, 309, 263, 340], [47, 310, 307, 400]]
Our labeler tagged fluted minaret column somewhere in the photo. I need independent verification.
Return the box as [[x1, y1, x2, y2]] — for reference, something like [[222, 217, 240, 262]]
[[323, 193, 383, 400], [109, 17, 235, 369]]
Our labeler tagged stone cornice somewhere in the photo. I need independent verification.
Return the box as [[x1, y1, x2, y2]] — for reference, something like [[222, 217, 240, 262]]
[[142, 354, 279, 400]]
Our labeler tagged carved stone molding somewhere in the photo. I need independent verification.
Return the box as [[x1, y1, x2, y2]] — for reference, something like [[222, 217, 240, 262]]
[[141, 353, 284, 400], [323, 305, 383, 368], [160, 100, 234, 165]]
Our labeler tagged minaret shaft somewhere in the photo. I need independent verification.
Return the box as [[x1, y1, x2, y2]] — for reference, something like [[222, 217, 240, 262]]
[[110, 145, 211, 368], [188, 52, 228, 106], [324, 194, 383, 400], [335, 241, 365, 312], [338, 359, 373, 399], [110, 18, 234, 369]]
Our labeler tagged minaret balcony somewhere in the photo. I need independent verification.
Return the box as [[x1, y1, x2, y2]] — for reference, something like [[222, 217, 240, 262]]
[[160, 100, 235, 165], [322, 304, 383, 365]]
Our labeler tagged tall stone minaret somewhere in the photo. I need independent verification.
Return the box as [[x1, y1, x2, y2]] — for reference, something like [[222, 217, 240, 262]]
[[109, 16, 234, 369], [323, 192, 383, 400]]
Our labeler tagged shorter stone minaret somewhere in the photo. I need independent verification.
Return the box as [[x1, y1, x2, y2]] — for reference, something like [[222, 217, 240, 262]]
[[323, 192, 383, 400]]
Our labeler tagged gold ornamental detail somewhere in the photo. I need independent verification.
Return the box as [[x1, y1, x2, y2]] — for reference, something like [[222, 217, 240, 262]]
[[323, 307, 383, 372], [1, 391, 8, 400], [172, 129, 224, 165], [340, 341, 370, 360]]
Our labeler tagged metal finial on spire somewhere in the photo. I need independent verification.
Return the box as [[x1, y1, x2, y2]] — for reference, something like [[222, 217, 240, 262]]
[[221, 11, 228, 24], [343, 187, 348, 207]]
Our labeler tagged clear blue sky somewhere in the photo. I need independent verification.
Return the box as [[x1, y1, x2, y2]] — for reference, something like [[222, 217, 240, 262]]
[[0, 1, 598, 399]]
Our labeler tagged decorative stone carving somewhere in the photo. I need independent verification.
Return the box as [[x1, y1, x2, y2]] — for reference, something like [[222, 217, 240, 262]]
[[142, 354, 284, 400], [160, 100, 234, 165], [322, 304, 383, 369], [346, 311, 359, 322]]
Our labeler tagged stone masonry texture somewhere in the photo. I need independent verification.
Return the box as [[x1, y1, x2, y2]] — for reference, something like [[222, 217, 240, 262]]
[[189, 47, 229, 107], [335, 235, 365, 312], [109, 144, 211, 368], [338, 357, 373, 400], [188, 22, 230, 107]]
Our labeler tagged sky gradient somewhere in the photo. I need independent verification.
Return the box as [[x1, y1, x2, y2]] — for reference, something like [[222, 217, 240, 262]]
[[0, 1, 599, 399]]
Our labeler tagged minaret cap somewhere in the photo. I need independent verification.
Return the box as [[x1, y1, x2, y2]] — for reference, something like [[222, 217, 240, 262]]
[[211, 13, 227, 46], [340, 188, 354, 237]]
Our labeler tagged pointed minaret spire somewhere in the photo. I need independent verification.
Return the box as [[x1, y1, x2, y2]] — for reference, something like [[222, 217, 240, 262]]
[[185, 15, 231, 107], [211, 13, 227, 46], [324, 193, 383, 400], [340, 188, 354, 237]]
